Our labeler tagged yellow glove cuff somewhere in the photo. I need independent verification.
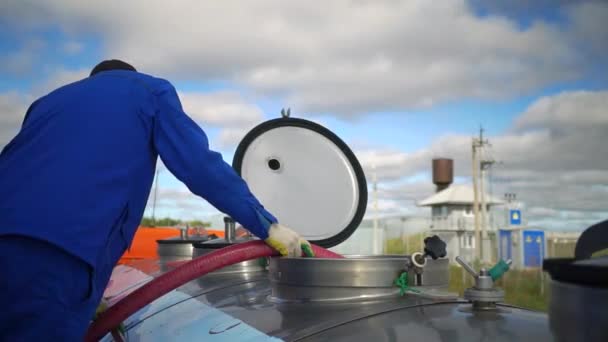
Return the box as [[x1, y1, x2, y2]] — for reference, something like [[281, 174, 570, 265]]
[[265, 236, 290, 256]]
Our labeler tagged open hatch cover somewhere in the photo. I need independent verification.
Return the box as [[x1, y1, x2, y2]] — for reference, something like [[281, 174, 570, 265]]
[[232, 116, 367, 248]]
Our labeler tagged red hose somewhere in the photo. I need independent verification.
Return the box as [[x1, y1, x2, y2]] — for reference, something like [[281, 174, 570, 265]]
[[85, 240, 342, 341]]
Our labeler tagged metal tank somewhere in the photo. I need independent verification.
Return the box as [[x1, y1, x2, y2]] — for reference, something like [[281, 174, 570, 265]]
[[116, 249, 550, 342], [106, 112, 557, 342], [543, 219, 608, 342], [432, 158, 453, 192]]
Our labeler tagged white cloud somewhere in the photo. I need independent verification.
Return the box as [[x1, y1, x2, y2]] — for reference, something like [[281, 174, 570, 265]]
[[357, 90, 608, 182], [528, 207, 560, 217], [357, 149, 411, 180], [356, 90, 608, 230], [513, 90, 608, 131], [179, 91, 263, 127], [379, 181, 436, 203], [0, 92, 28, 148], [0, 0, 602, 115], [0, 39, 46, 76], [372, 182, 433, 213], [143, 185, 218, 220], [366, 199, 403, 216], [63, 41, 83, 55], [1, 1, 606, 230], [179, 91, 265, 151], [355, 133, 472, 182], [216, 127, 251, 151], [35, 68, 89, 97], [563, 2, 608, 60]]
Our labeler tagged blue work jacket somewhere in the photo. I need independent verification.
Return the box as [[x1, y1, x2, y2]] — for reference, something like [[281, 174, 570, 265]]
[[0, 70, 277, 279]]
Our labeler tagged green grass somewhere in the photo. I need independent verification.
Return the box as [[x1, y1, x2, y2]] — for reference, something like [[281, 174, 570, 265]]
[[384, 233, 426, 255], [592, 248, 608, 258]]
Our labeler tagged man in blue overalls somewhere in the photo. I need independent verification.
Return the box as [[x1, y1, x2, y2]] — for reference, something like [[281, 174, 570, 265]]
[[0, 60, 311, 341]]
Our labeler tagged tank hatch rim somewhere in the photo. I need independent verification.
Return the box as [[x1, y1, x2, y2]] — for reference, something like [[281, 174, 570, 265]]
[[267, 255, 449, 302], [543, 257, 608, 288]]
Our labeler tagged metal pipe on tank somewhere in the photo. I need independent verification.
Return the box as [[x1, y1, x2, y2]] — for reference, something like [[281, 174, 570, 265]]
[[224, 216, 236, 242]]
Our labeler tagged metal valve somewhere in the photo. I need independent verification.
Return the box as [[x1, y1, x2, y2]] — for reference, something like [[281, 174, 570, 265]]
[[455, 256, 512, 310]]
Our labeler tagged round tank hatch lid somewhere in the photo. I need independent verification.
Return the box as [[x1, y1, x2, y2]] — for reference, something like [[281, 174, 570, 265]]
[[232, 117, 367, 248]]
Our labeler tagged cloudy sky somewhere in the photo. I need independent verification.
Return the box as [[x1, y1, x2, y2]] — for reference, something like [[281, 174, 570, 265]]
[[1, 0, 606, 231]]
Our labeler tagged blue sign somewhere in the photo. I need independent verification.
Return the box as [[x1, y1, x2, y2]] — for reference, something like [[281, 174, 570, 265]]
[[509, 210, 522, 225], [523, 230, 544, 268]]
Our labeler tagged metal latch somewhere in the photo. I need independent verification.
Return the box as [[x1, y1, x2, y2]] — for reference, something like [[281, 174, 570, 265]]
[[405, 235, 447, 286]]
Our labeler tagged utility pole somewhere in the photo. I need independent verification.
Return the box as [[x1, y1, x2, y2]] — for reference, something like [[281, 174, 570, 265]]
[[372, 163, 379, 254], [480, 158, 495, 263], [472, 127, 491, 262], [479, 128, 495, 263], [472, 134, 481, 261], [400, 216, 409, 254]]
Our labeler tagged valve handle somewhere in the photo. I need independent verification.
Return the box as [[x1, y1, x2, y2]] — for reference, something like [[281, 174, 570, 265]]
[[489, 259, 512, 281], [455, 256, 513, 281], [423, 235, 447, 260], [455, 256, 478, 279]]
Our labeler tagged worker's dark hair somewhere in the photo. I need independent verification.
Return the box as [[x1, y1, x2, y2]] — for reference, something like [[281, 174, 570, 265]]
[[90, 59, 137, 76]]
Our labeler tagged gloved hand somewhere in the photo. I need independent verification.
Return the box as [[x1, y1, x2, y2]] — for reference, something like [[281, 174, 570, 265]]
[[264, 223, 315, 257]]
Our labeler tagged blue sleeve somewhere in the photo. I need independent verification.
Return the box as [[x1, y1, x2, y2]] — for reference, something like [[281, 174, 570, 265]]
[[22, 98, 42, 127], [151, 81, 277, 239]]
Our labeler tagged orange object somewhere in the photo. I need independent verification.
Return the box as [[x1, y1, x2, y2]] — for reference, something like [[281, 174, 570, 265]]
[[206, 229, 226, 238], [118, 226, 229, 264], [118, 227, 180, 264]]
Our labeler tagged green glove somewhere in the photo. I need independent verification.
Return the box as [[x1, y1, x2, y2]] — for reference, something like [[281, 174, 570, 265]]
[[301, 242, 315, 257]]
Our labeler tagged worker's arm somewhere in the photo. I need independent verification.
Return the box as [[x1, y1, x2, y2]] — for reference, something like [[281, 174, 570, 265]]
[[21, 97, 43, 128], [151, 81, 276, 239]]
